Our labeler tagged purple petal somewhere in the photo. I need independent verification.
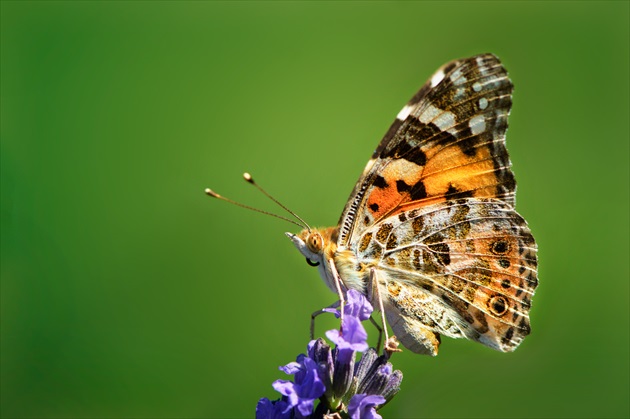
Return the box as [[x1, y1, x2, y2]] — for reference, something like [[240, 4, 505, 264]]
[[292, 354, 309, 384], [341, 316, 369, 348], [298, 357, 326, 399], [327, 316, 368, 352], [326, 300, 342, 315], [378, 363, 392, 375], [279, 361, 301, 375], [255, 398, 274, 419], [280, 354, 317, 386], [345, 289, 373, 321], [323, 307, 341, 317], [255, 398, 292, 419], [273, 357, 326, 417], [326, 290, 373, 320], [272, 380, 299, 409], [296, 398, 316, 417], [348, 394, 386, 419]]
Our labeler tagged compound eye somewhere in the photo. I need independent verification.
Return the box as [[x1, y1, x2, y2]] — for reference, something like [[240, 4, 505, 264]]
[[307, 233, 323, 253], [305, 258, 320, 267]]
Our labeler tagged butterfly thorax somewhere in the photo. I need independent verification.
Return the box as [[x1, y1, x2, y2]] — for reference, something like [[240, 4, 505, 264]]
[[287, 227, 368, 296]]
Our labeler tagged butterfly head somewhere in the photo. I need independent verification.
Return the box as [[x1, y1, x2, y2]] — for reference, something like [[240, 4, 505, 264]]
[[286, 227, 342, 293], [285, 229, 324, 267], [287, 226, 338, 265]]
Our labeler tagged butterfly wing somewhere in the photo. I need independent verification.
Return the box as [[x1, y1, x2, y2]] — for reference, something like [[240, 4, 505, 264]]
[[358, 199, 538, 354], [338, 53, 516, 248], [336, 54, 538, 354]]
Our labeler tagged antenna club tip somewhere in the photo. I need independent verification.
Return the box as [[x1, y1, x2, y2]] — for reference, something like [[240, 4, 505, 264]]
[[205, 188, 220, 198], [243, 172, 254, 183]]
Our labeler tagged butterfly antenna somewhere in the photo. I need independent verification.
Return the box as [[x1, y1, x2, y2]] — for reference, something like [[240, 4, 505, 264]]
[[242, 173, 312, 231], [205, 188, 306, 230]]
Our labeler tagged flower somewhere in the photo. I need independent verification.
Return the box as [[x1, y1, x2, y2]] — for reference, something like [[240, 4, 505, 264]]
[[274, 355, 326, 416], [348, 394, 386, 419], [256, 290, 403, 418], [255, 398, 291, 419]]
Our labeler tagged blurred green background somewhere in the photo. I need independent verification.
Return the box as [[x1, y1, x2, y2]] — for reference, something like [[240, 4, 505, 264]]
[[2, 1, 628, 418]]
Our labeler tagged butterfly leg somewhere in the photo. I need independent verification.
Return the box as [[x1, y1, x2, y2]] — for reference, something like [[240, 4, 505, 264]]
[[310, 300, 341, 340], [309, 260, 349, 339], [368, 316, 383, 351], [368, 268, 401, 355], [328, 258, 347, 335], [367, 268, 389, 343]]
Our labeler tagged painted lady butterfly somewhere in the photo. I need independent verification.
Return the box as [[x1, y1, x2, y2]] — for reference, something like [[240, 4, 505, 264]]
[[286, 53, 538, 355], [208, 53, 538, 356]]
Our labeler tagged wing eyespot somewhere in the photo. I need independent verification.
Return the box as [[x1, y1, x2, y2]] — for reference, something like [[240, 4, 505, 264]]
[[305, 258, 320, 267], [488, 295, 509, 317]]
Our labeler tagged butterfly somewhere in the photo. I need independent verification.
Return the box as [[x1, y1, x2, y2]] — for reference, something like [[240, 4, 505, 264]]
[[285, 53, 538, 356]]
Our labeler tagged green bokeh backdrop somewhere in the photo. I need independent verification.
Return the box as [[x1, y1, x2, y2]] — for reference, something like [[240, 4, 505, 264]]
[[2, 1, 628, 418]]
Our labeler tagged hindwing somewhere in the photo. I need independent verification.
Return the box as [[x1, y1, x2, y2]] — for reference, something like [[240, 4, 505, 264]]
[[354, 198, 538, 352]]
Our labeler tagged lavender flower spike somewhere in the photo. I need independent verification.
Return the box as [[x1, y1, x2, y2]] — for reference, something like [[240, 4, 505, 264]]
[[256, 289, 404, 418]]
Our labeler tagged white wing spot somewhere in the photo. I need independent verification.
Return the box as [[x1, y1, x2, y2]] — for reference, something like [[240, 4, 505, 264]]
[[479, 97, 488, 109], [476, 56, 488, 75], [396, 104, 413, 121], [418, 104, 440, 124], [434, 110, 456, 130], [450, 68, 467, 86], [453, 75, 467, 86], [473, 82, 482, 92], [431, 69, 445, 87], [418, 104, 456, 130], [469, 115, 486, 135]]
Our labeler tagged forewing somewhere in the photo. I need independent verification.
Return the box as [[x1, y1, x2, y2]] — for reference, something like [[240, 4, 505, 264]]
[[356, 198, 538, 352], [338, 54, 515, 247]]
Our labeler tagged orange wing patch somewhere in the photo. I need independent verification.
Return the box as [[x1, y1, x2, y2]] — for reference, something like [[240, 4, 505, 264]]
[[365, 159, 424, 220], [421, 142, 504, 200]]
